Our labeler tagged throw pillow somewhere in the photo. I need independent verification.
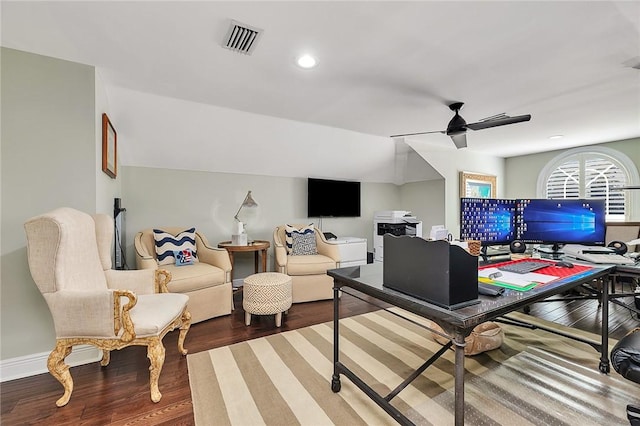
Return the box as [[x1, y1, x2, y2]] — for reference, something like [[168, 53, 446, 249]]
[[174, 248, 195, 266], [291, 231, 318, 255], [154, 228, 198, 266], [284, 224, 314, 254]]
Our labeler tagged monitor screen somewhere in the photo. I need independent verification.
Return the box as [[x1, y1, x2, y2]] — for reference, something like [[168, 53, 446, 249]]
[[460, 198, 517, 246], [515, 199, 606, 245], [307, 178, 361, 217]]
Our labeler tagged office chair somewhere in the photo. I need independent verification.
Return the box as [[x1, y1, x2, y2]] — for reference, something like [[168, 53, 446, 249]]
[[611, 327, 640, 425]]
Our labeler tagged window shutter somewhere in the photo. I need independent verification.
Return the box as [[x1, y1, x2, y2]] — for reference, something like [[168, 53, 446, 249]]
[[545, 160, 580, 199], [544, 153, 628, 220], [584, 156, 626, 218]]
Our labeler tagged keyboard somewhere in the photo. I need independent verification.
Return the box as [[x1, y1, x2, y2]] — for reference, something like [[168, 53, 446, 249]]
[[571, 252, 636, 265], [497, 261, 549, 274]]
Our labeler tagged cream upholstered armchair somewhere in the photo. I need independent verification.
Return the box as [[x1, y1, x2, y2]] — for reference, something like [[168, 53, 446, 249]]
[[605, 223, 640, 252], [273, 224, 341, 303], [24, 208, 191, 407], [135, 227, 233, 323]]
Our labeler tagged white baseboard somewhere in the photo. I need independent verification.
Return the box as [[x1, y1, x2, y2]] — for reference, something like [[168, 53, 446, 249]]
[[0, 345, 102, 382]]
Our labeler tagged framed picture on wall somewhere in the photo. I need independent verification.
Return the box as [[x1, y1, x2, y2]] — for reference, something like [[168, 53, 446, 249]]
[[102, 113, 117, 179], [460, 171, 496, 198]]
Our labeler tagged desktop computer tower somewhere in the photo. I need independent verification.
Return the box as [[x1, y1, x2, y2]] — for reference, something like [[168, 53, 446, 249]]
[[114, 198, 127, 270]]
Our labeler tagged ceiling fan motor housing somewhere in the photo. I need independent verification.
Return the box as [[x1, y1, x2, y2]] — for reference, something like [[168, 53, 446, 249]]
[[447, 113, 467, 135]]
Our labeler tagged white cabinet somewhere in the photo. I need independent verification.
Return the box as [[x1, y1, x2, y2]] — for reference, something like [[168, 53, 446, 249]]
[[327, 237, 367, 267]]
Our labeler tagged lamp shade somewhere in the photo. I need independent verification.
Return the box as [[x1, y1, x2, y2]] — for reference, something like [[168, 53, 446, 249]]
[[234, 191, 258, 221], [242, 191, 258, 208]]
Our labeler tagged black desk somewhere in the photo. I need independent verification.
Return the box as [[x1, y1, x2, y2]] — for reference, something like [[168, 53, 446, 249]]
[[328, 262, 611, 426], [608, 263, 640, 316]]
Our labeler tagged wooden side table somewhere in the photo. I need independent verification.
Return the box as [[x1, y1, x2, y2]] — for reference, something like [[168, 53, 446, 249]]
[[218, 240, 271, 281]]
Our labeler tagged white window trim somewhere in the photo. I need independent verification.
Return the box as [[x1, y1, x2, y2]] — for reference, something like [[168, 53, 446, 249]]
[[536, 146, 639, 221]]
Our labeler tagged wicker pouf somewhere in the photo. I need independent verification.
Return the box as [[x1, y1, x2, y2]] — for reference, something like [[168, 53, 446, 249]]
[[243, 272, 292, 327]]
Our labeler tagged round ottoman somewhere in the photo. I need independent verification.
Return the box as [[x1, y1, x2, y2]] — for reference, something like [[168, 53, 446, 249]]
[[243, 272, 292, 327]]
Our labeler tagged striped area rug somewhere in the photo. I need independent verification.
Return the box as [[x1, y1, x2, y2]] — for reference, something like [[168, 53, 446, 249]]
[[187, 309, 639, 425]]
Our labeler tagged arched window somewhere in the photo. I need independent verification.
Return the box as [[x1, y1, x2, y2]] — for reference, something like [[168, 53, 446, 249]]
[[537, 146, 639, 221]]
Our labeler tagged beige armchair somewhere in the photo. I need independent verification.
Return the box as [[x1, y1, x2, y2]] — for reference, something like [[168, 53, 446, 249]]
[[605, 222, 640, 252], [273, 224, 341, 303], [24, 208, 191, 407], [135, 228, 233, 323]]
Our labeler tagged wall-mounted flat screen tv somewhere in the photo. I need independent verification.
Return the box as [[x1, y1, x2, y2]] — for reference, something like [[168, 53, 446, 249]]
[[308, 178, 361, 217]]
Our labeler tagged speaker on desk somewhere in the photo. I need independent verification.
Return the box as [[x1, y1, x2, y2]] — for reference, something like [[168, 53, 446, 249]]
[[509, 240, 527, 254], [608, 240, 628, 255]]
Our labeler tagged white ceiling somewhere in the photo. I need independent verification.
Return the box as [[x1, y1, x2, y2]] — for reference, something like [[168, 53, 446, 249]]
[[2, 1, 639, 160]]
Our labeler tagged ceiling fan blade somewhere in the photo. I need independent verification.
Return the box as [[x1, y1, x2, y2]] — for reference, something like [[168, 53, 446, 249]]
[[450, 133, 467, 149], [389, 130, 444, 138], [466, 114, 531, 131]]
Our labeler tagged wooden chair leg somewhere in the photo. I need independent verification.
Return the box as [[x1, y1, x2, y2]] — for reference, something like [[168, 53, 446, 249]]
[[47, 341, 73, 407], [178, 310, 191, 355], [147, 338, 166, 403], [100, 350, 110, 366]]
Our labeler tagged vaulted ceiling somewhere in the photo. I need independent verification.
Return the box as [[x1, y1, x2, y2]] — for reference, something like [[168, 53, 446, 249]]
[[3, 1, 639, 162]]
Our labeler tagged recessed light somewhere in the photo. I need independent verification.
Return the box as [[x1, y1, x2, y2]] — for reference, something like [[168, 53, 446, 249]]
[[296, 54, 317, 69], [549, 135, 564, 139]]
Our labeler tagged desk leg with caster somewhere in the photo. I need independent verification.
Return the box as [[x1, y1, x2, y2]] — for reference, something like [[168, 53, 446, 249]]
[[453, 333, 466, 426], [331, 284, 342, 393], [599, 275, 610, 373]]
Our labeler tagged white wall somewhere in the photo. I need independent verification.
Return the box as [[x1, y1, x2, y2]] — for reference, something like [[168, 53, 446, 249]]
[[108, 86, 398, 183], [399, 179, 446, 234], [95, 69, 121, 215], [406, 139, 506, 238]]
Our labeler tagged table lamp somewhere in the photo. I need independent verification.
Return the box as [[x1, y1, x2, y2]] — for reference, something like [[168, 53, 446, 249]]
[[233, 190, 258, 245]]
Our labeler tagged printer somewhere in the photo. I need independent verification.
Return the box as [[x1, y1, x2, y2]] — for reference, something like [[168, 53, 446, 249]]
[[373, 211, 422, 262]]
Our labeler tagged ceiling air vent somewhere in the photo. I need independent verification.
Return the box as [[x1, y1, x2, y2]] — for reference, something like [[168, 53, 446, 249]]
[[223, 20, 262, 55]]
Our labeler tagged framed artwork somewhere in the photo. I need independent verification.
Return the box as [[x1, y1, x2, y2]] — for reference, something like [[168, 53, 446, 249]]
[[460, 171, 496, 198], [102, 113, 117, 178]]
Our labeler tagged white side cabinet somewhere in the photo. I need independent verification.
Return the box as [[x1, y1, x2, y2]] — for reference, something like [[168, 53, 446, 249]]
[[327, 237, 367, 267]]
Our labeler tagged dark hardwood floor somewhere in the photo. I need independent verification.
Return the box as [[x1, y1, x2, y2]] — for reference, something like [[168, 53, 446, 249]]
[[2, 286, 638, 425]]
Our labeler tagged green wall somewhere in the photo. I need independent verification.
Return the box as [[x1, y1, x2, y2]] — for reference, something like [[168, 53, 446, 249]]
[[505, 138, 640, 220], [1, 48, 97, 359], [399, 179, 446, 231], [120, 166, 401, 277]]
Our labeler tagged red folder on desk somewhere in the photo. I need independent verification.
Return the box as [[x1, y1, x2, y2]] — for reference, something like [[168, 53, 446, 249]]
[[479, 258, 593, 291]]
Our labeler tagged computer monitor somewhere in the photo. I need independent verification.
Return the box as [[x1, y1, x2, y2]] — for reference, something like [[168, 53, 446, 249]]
[[515, 199, 606, 250], [460, 198, 517, 246]]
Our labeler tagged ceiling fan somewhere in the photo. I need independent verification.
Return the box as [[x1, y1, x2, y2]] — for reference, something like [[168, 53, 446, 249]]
[[390, 102, 532, 149]]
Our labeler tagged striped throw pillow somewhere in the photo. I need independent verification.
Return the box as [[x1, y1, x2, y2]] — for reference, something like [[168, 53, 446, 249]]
[[153, 228, 198, 266], [285, 224, 314, 255]]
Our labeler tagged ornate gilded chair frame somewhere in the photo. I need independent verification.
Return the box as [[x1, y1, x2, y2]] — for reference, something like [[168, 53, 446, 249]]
[[48, 270, 191, 407]]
